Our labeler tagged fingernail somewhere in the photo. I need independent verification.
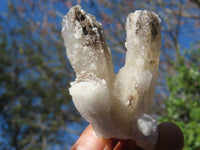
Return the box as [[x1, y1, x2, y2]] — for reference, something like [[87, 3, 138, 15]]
[[103, 145, 109, 150]]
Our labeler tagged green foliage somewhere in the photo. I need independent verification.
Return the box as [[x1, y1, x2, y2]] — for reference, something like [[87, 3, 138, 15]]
[[0, 1, 81, 150], [159, 48, 200, 150], [1, 0, 200, 149]]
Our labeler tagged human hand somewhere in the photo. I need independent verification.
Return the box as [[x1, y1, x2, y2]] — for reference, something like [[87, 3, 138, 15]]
[[71, 122, 184, 150]]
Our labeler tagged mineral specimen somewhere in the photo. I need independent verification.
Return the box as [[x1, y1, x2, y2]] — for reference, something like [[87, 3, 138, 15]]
[[62, 5, 161, 150]]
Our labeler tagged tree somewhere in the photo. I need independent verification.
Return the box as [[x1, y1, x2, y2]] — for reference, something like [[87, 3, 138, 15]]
[[159, 47, 200, 150], [86, 0, 200, 101], [0, 1, 83, 149], [0, 0, 200, 149]]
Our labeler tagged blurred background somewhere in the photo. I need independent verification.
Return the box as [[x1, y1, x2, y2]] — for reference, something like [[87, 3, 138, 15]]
[[0, 0, 200, 149]]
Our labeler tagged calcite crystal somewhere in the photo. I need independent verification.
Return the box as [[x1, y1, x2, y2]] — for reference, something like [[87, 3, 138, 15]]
[[62, 5, 161, 150]]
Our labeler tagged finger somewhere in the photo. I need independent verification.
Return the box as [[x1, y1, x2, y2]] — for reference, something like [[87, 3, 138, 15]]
[[156, 122, 184, 150], [71, 124, 113, 150], [113, 139, 143, 150]]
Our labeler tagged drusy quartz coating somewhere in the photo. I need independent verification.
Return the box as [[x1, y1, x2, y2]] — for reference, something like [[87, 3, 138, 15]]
[[62, 5, 161, 150]]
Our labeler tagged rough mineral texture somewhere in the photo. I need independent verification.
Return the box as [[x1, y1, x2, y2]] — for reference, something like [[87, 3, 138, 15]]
[[62, 5, 161, 150]]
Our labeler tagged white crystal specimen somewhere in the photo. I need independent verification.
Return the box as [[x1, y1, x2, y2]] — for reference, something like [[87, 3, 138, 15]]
[[62, 5, 161, 150]]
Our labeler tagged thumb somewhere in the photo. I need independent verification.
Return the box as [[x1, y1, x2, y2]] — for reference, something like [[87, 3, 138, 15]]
[[71, 124, 113, 150]]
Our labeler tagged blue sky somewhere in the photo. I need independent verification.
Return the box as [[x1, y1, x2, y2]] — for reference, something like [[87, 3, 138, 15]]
[[0, 0, 200, 149]]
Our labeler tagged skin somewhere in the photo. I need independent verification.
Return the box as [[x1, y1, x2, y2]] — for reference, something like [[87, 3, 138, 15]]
[[71, 122, 184, 150]]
